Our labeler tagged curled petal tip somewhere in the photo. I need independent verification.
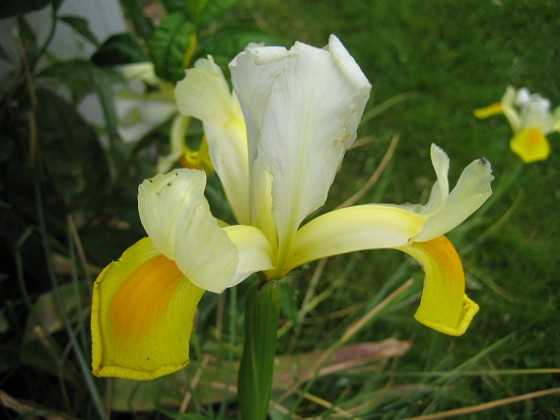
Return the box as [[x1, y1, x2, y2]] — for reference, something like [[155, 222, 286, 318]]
[[415, 294, 479, 336]]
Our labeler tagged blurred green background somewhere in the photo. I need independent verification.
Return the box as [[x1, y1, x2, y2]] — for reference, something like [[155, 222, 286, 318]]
[[1, 0, 559, 418]]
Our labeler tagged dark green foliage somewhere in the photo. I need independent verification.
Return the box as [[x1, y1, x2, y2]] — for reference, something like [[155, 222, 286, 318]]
[[36, 89, 109, 208], [148, 12, 196, 82], [91, 33, 146, 66]]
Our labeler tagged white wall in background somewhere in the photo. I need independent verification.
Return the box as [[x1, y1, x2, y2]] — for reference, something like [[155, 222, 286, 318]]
[[0, 0, 127, 92]]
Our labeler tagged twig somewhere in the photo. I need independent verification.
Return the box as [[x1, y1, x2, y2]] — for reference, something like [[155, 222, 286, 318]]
[[337, 134, 399, 209]]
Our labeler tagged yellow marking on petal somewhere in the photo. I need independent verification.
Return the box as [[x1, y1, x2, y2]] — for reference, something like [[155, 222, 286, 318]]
[[400, 236, 479, 336], [108, 254, 184, 338], [180, 136, 214, 174], [474, 102, 503, 119], [510, 128, 551, 163], [91, 238, 204, 380]]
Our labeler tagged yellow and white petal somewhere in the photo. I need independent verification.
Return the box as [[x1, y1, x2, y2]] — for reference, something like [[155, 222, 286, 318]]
[[230, 35, 371, 252], [415, 152, 493, 241], [552, 106, 560, 131], [510, 128, 551, 163], [399, 236, 479, 336], [500, 86, 522, 132], [115, 88, 177, 143], [418, 144, 450, 214], [224, 225, 274, 287], [286, 205, 425, 273], [92, 237, 204, 380], [175, 57, 250, 224], [515, 89, 557, 134], [120, 62, 160, 85], [138, 169, 239, 293]]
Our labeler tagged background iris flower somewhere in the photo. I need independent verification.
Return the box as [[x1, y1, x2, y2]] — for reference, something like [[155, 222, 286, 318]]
[[475, 86, 560, 163]]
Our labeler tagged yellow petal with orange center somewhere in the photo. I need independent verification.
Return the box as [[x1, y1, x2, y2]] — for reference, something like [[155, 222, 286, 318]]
[[91, 237, 204, 380], [509, 128, 551, 163], [400, 236, 478, 336]]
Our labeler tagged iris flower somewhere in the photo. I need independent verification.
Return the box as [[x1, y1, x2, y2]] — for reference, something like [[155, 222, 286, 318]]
[[92, 36, 493, 380], [475, 86, 560, 163]]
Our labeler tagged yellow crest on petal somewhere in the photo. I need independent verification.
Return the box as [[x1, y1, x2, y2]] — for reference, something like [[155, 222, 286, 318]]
[[92, 238, 204, 380], [180, 135, 214, 174], [510, 128, 551, 163]]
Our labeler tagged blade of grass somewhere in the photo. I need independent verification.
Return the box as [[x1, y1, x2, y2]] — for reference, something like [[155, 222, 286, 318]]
[[405, 387, 560, 420], [336, 133, 399, 209], [35, 179, 106, 419], [277, 279, 414, 412]]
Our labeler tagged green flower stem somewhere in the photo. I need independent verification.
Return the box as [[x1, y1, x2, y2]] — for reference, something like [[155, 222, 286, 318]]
[[238, 279, 281, 420]]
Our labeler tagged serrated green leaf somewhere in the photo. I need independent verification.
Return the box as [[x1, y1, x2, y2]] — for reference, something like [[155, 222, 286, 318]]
[[91, 33, 146, 66], [148, 13, 195, 83], [36, 89, 109, 208], [198, 26, 286, 63], [0, 0, 50, 18], [59, 15, 99, 46]]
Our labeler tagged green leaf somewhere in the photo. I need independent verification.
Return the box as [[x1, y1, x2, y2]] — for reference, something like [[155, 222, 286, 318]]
[[36, 89, 110, 208], [161, 0, 189, 15], [0, 0, 50, 18], [238, 280, 280, 420], [91, 33, 146, 66], [198, 26, 286, 63], [191, 0, 236, 26], [148, 13, 195, 83], [59, 15, 99, 46], [118, 0, 154, 42], [37, 59, 122, 105]]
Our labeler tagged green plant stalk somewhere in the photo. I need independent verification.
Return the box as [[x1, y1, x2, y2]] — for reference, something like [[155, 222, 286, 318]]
[[67, 224, 89, 354], [238, 279, 281, 420]]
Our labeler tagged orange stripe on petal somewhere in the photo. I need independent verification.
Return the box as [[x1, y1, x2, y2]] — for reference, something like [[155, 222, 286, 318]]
[[400, 236, 479, 336], [91, 238, 204, 380]]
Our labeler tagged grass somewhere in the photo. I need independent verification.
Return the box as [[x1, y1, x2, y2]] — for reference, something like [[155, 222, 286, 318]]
[[235, 0, 560, 417], [1, 0, 559, 418]]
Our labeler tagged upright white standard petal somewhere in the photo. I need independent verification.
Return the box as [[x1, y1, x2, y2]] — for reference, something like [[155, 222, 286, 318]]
[[175, 57, 250, 224], [230, 35, 371, 265], [138, 169, 239, 293]]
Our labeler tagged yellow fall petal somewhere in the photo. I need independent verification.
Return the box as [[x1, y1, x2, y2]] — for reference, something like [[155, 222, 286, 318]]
[[509, 128, 551, 163], [286, 205, 425, 274], [399, 236, 478, 336], [91, 237, 204, 380], [474, 102, 503, 119]]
